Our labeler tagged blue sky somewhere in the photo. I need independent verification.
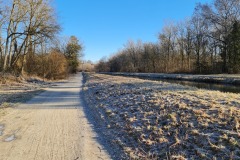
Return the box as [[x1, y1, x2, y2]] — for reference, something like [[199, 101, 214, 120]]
[[55, 0, 211, 63]]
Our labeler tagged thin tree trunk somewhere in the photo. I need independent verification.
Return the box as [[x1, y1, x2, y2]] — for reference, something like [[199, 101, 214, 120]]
[[8, 23, 19, 68], [11, 37, 27, 67], [3, 2, 15, 71], [8, 37, 14, 68], [21, 36, 29, 75], [222, 45, 228, 73]]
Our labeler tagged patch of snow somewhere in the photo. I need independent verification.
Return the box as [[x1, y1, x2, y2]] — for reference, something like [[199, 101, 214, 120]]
[[4, 135, 16, 142]]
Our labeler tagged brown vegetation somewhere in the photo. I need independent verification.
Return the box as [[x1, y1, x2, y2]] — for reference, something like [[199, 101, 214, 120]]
[[0, 0, 83, 80], [96, 0, 240, 74], [0, 73, 52, 110], [78, 60, 95, 72], [83, 73, 240, 159]]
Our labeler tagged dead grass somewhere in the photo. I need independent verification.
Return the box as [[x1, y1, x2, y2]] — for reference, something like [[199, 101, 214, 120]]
[[0, 73, 52, 113], [83, 73, 240, 159]]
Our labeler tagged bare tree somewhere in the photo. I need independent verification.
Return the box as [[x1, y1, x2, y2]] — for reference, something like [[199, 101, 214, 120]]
[[199, 0, 240, 72], [176, 21, 187, 71], [95, 0, 240, 74], [141, 43, 159, 73], [0, 1, 4, 69], [184, 22, 194, 72], [124, 40, 142, 72], [158, 22, 177, 72], [1, 0, 60, 74]]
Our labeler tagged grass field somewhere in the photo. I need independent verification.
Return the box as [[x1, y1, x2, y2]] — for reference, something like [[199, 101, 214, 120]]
[[83, 73, 240, 159]]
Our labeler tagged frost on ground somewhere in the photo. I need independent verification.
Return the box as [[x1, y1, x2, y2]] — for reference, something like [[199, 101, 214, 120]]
[[83, 73, 240, 159], [0, 73, 110, 160], [106, 72, 240, 85], [0, 74, 53, 116], [0, 74, 54, 119]]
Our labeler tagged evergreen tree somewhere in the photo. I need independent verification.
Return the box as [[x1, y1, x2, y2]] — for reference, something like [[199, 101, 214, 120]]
[[65, 36, 82, 73], [228, 21, 240, 73]]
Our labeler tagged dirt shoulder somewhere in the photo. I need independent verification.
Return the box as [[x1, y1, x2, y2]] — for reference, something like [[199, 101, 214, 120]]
[[83, 73, 240, 159], [0, 77, 51, 118], [0, 75, 52, 104]]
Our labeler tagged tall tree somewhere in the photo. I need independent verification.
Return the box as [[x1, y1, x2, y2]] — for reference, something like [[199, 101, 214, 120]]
[[158, 22, 177, 72], [124, 40, 142, 72], [184, 22, 194, 72], [200, 0, 240, 72], [191, 7, 209, 73], [227, 21, 240, 73], [0, 1, 4, 69], [176, 21, 190, 72], [65, 36, 83, 73], [1, 0, 60, 74]]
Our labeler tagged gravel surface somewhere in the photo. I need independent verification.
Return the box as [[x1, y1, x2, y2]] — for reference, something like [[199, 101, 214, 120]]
[[0, 73, 111, 160], [83, 73, 240, 159]]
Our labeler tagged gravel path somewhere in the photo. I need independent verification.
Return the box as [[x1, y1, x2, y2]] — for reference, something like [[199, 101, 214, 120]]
[[0, 73, 110, 160]]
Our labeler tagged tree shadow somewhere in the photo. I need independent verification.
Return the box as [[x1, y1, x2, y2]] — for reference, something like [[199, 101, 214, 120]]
[[5, 74, 124, 159], [79, 86, 127, 159]]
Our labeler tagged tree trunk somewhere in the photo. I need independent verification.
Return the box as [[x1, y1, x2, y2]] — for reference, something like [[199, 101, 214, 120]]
[[21, 36, 29, 75], [3, 2, 15, 71], [222, 45, 227, 73]]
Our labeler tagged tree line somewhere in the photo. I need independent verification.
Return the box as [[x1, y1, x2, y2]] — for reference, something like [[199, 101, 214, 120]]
[[96, 0, 240, 74], [0, 0, 83, 80]]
